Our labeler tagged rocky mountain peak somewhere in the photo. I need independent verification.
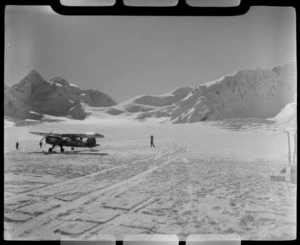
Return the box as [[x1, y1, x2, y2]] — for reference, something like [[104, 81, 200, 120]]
[[48, 77, 70, 87], [12, 69, 46, 95], [21, 69, 45, 84], [5, 69, 117, 120]]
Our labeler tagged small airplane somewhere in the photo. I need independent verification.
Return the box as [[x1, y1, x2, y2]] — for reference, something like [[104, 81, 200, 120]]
[[30, 131, 104, 153]]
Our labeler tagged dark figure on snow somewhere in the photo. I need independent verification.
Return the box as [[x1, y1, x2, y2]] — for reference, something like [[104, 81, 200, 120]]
[[39, 141, 43, 148], [150, 135, 155, 147], [16, 141, 19, 150]]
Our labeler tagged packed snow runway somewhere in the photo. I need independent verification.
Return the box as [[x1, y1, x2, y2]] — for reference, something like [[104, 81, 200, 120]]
[[4, 118, 296, 240]]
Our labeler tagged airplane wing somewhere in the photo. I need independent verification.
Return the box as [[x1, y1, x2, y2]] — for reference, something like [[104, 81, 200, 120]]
[[61, 133, 105, 138], [30, 132, 104, 138], [29, 132, 62, 138]]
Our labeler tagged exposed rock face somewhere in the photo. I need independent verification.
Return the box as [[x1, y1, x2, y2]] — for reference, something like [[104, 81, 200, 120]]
[[67, 101, 87, 120], [11, 70, 46, 98], [81, 89, 116, 107], [4, 84, 37, 120], [5, 70, 117, 120]]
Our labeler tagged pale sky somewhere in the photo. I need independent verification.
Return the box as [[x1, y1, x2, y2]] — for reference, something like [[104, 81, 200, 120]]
[[5, 5, 296, 103]]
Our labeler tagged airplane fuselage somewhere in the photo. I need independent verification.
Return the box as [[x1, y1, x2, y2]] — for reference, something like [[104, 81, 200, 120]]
[[45, 136, 99, 148]]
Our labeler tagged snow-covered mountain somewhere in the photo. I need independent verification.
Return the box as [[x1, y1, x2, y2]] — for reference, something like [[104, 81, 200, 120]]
[[272, 96, 297, 128], [106, 87, 192, 117], [169, 63, 296, 123], [5, 70, 117, 120], [5, 63, 296, 124], [109, 63, 296, 123]]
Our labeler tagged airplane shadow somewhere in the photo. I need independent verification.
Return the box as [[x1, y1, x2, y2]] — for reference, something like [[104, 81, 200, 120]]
[[28, 151, 109, 156]]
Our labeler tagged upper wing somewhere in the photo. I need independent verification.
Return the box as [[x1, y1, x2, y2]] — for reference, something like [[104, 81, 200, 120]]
[[61, 133, 104, 138], [29, 132, 62, 138], [30, 132, 104, 138]]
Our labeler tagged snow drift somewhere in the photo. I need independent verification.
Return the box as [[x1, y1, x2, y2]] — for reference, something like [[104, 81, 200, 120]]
[[272, 96, 297, 128]]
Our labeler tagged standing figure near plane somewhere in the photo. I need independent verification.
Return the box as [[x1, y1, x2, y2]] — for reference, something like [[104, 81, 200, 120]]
[[39, 141, 43, 148], [16, 141, 19, 150], [150, 135, 155, 147]]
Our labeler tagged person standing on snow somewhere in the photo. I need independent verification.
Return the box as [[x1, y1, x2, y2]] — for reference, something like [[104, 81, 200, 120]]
[[150, 135, 155, 147], [16, 141, 19, 150]]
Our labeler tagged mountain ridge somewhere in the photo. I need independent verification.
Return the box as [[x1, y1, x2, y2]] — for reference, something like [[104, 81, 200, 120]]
[[5, 63, 296, 125], [107, 63, 296, 124], [5, 70, 117, 120]]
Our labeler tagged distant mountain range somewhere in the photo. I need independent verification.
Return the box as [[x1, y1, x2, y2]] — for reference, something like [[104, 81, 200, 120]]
[[5, 63, 296, 125], [5, 70, 117, 120], [106, 63, 296, 124]]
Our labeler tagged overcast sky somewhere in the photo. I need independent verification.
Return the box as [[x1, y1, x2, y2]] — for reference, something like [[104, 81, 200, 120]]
[[5, 5, 296, 103]]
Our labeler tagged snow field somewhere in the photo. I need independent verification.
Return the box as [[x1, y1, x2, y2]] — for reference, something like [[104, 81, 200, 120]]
[[4, 120, 296, 240]]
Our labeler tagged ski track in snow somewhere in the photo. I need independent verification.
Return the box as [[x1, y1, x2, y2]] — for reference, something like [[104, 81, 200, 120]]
[[4, 122, 296, 241], [5, 139, 191, 240]]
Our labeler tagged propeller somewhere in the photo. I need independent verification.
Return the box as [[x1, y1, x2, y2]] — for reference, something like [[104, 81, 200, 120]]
[[40, 131, 53, 143]]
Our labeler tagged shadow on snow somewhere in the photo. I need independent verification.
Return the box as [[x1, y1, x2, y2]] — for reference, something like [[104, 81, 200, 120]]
[[28, 150, 109, 156]]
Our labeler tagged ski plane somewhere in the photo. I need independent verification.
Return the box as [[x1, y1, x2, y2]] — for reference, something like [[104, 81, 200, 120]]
[[30, 131, 104, 153]]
